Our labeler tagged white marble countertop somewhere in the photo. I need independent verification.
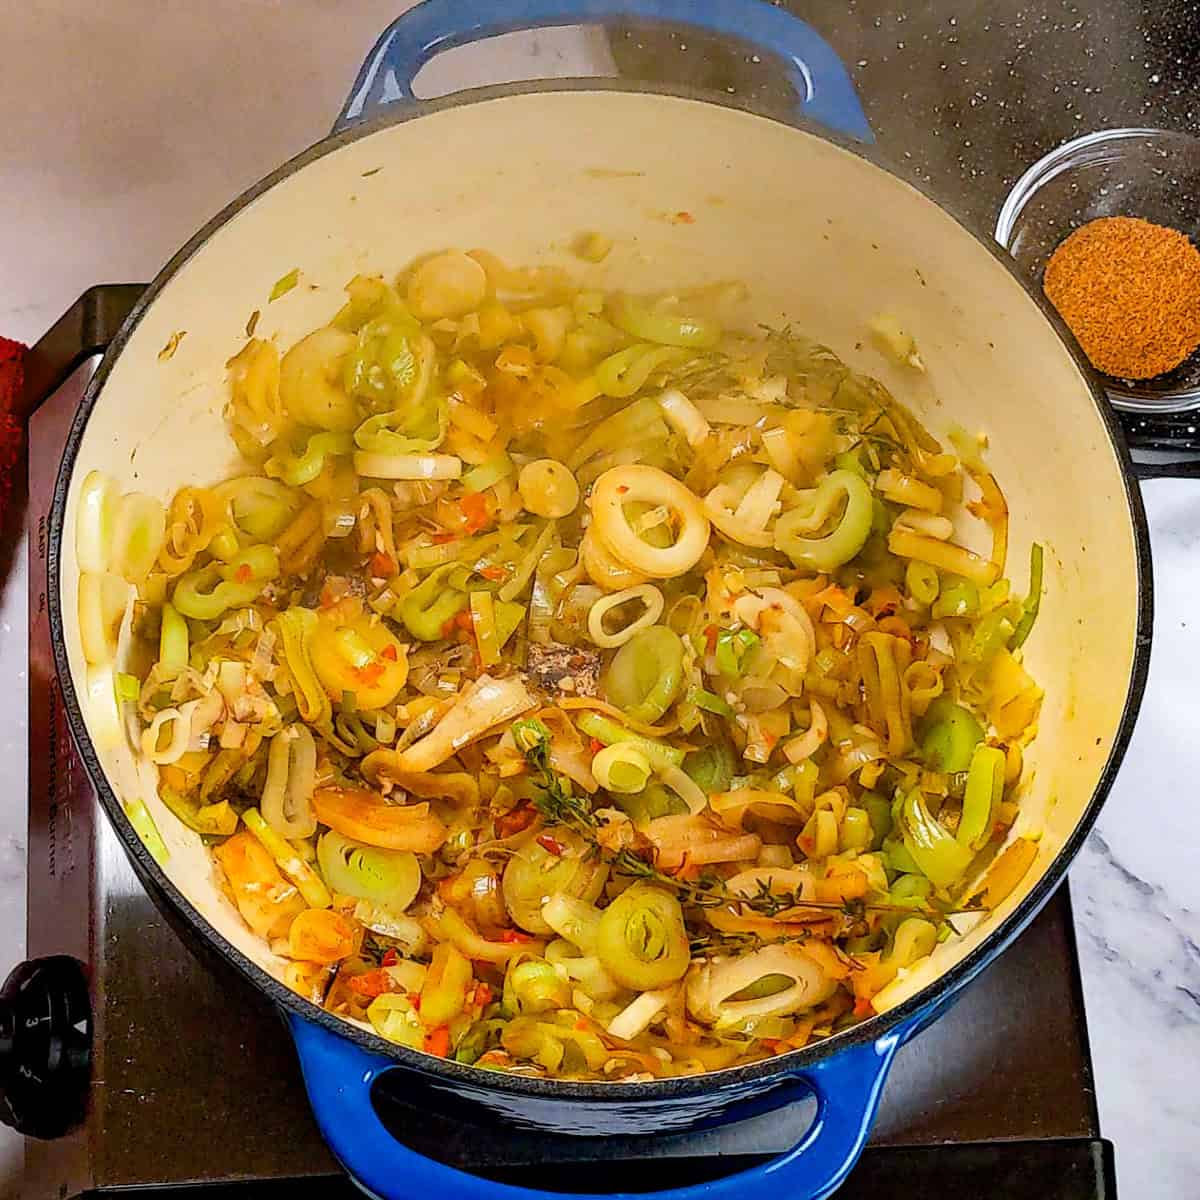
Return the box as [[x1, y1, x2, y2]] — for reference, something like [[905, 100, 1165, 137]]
[[0, 5, 1196, 1198]]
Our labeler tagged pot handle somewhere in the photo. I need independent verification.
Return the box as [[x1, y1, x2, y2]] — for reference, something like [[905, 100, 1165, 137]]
[[289, 1013, 900, 1200], [334, 0, 871, 142]]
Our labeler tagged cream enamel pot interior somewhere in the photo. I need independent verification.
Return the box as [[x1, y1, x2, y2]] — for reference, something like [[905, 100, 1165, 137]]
[[47, 4, 1150, 1199]]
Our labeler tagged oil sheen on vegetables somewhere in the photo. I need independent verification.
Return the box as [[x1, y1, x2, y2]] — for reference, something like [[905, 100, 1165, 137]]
[[76, 247, 1045, 1081]]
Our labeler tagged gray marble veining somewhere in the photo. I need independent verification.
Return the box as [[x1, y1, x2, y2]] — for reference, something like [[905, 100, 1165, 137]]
[[1073, 478, 1200, 1200]]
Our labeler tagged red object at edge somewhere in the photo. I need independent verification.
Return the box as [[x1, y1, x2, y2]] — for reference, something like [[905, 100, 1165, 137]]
[[0, 337, 26, 531]]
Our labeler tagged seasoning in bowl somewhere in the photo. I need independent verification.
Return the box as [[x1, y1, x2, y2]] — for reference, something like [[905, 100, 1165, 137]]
[[1042, 215, 1200, 380]]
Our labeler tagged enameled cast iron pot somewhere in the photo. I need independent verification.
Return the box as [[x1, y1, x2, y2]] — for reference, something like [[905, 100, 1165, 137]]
[[48, 2, 1152, 1197]]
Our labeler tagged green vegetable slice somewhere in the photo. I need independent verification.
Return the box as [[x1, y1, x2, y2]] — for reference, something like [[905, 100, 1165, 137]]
[[269, 268, 300, 302], [596, 883, 690, 990], [897, 789, 974, 889], [958, 744, 1006, 849], [1009, 542, 1045, 649], [602, 626, 684, 722], [317, 831, 420, 909], [774, 469, 874, 571], [918, 697, 984, 773], [715, 627, 760, 678]]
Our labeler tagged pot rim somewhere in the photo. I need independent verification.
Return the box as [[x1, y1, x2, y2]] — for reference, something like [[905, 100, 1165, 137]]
[[48, 76, 1153, 1103]]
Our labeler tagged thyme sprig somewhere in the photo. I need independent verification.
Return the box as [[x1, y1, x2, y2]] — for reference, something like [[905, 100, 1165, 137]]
[[509, 719, 987, 924]]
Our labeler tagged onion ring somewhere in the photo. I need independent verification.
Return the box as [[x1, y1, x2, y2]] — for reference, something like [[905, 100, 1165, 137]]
[[587, 583, 665, 648], [580, 525, 647, 591], [703, 483, 776, 549], [590, 466, 710, 578]]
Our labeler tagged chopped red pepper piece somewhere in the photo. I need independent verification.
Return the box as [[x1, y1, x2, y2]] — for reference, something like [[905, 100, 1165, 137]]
[[234, 563, 253, 584], [498, 929, 534, 944], [319, 583, 337, 609], [496, 804, 536, 837], [478, 564, 508, 582], [380, 643, 399, 661], [355, 662, 386, 686], [425, 1025, 451, 1058], [473, 983, 493, 1008], [704, 624, 719, 655], [674, 211, 695, 224], [460, 491, 493, 535], [347, 969, 398, 999], [381, 948, 399, 967], [454, 609, 475, 631], [432, 532, 458, 545], [441, 616, 459, 639], [370, 552, 396, 578], [853, 997, 875, 1019], [589, 737, 604, 755], [536, 833, 565, 857]]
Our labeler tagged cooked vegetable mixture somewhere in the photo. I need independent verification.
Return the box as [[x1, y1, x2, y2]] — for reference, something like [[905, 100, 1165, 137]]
[[77, 248, 1045, 1080]]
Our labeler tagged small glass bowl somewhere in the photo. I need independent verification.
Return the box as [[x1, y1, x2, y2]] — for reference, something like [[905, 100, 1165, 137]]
[[995, 127, 1200, 413]]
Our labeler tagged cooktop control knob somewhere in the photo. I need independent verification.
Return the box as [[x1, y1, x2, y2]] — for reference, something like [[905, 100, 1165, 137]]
[[0, 956, 91, 1138]]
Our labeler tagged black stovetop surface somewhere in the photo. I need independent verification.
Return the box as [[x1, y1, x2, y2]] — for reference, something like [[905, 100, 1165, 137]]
[[612, 0, 1200, 234]]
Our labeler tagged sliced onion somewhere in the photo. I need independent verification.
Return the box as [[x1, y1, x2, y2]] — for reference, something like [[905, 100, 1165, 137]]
[[733, 468, 785, 532], [876, 468, 942, 514], [686, 944, 836, 1028], [587, 583, 664, 649], [353, 451, 462, 480], [783, 699, 828, 764], [733, 587, 816, 674], [658, 389, 710, 447], [393, 674, 534, 773], [111, 492, 166, 582], [893, 509, 954, 540], [580, 525, 646, 592], [140, 701, 199, 765], [84, 663, 124, 750], [645, 814, 761, 870], [590, 466, 710, 578], [262, 725, 317, 838], [75, 471, 121, 573], [761, 427, 802, 485], [77, 571, 131, 665], [607, 987, 676, 1041], [187, 689, 225, 746], [694, 394, 770, 426], [710, 787, 806, 825], [659, 764, 708, 815], [704, 484, 775, 549]]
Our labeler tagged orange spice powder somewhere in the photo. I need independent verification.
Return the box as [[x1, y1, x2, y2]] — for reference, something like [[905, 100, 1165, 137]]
[[1042, 215, 1200, 380]]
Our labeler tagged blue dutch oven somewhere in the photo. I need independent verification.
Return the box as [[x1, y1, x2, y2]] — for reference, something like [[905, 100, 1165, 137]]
[[48, 1, 1150, 1197]]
